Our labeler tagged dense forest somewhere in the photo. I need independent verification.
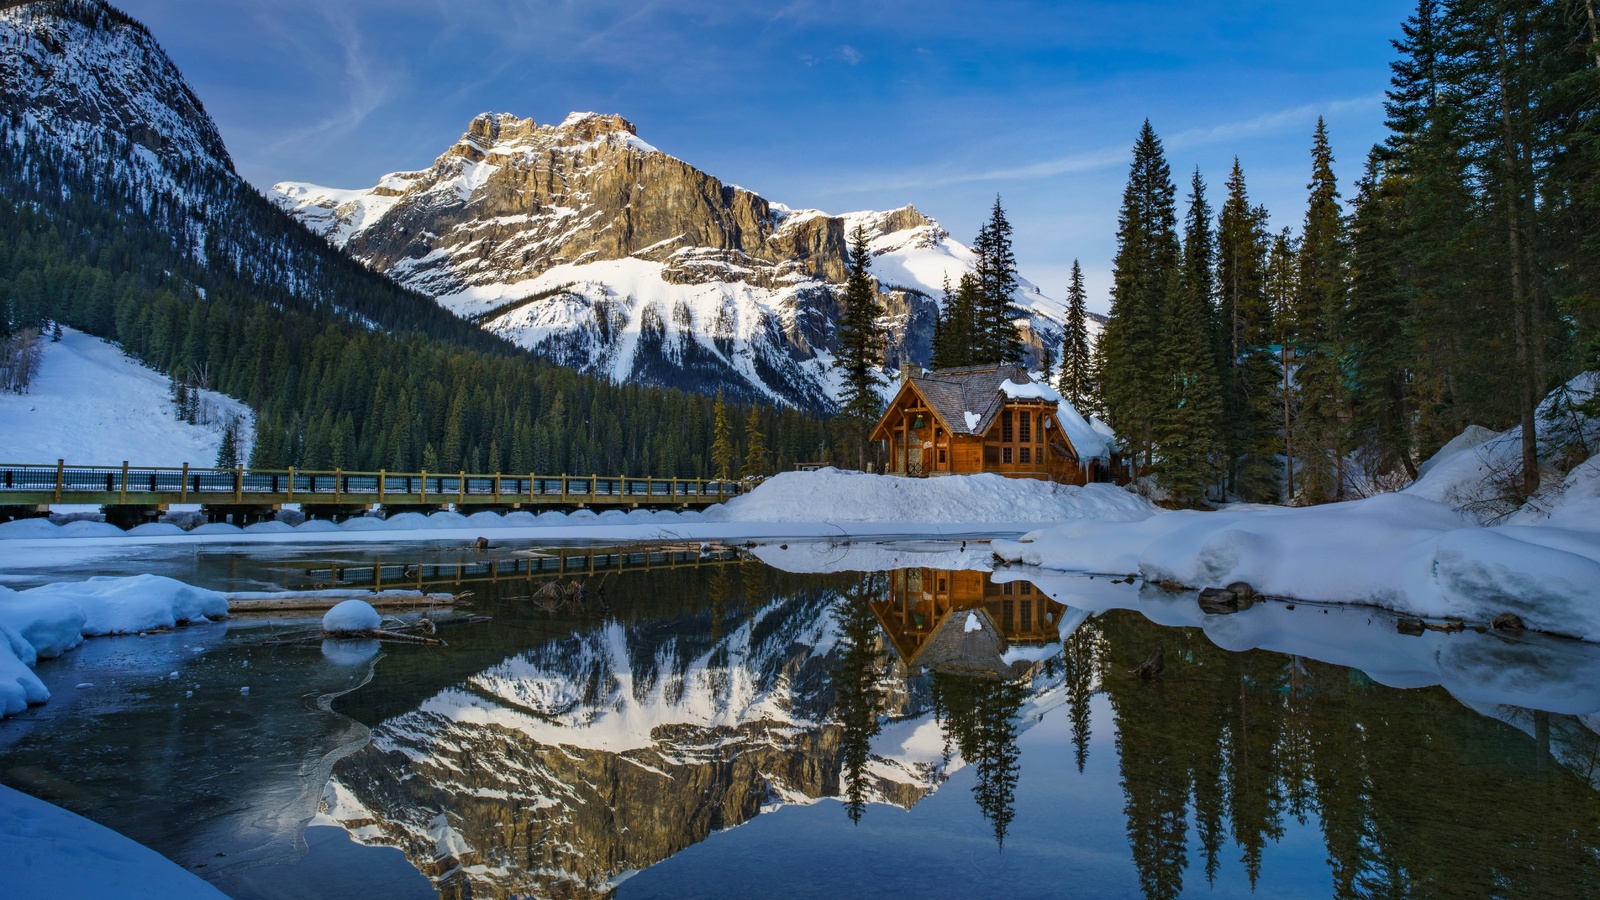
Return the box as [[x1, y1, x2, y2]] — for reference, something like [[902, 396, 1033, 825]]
[[1093, 0, 1600, 506], [0, 116, 832, 476]]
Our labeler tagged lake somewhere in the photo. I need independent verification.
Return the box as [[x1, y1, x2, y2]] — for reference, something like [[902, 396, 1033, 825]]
[[2, 538, 1599, 899]]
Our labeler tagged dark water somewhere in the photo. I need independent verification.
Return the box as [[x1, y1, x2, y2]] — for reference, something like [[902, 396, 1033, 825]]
[[3, 540, 1600, 899]]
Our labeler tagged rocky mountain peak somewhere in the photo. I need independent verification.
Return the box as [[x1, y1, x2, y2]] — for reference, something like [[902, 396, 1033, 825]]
[[0, 0, 232, 173]]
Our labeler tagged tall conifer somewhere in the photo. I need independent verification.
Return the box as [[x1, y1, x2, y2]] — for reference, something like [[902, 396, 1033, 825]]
[[1100, 121, 1180, 474], [832, 225, 888, 467], [1057, 260, 1093, 411]]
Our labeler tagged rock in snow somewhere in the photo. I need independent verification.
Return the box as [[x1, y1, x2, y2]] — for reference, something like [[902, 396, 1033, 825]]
[[322, 599, 381, 634]]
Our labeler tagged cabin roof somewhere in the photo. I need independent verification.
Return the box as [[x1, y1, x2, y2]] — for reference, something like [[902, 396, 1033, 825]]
[[903, 363, 1035, 437]]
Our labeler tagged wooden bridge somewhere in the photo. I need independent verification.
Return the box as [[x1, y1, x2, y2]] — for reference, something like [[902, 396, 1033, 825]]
[[0, 461, 749, 526]]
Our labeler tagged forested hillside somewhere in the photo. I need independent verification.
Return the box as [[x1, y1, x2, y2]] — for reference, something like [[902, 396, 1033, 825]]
[[1096, 0, 1599, 506], [0, 0, 829, 476]]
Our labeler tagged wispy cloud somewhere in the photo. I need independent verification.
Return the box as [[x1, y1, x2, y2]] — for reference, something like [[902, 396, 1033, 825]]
[[253, 5, 393, 162], [822, 94, 1383, 194]]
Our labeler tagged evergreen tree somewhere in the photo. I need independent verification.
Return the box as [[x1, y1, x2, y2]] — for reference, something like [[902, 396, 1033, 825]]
[[1346, 150, 1419, 483], [832, 224, 888, 466], [1216, 160, 1280, 501], [50, 320, 61, 342], [1057, 259, 1094, 411], [971, 197, 1026, 365], [1292, 118, 1351, 504], [741, 404, 768, 478], [1100, 121, 1181, 475], [215, 415, 240, 468], [711, 391, 736, 480], [1153, 171, 1224, 504], [1264, 228, 1300, 502]]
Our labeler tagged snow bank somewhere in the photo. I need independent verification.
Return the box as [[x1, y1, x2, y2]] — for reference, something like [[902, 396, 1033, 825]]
[[0, 326, 252, 466], [995, 490, 1600, 640], [1, 784, 231, 898], [706, 470, 1153, 524], [323, 599, 381, 633], [0, 575, 227, 716]]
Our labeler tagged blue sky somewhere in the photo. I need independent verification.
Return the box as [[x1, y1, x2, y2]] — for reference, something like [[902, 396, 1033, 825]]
[[118, 0, 1413, 312]]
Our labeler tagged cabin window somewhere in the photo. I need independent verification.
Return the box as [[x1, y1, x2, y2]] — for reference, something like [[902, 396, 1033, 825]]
[[938, 577, 946, 591], [1020, 582, 1032, 596], [938, 448, 946, 463], [984, 445, 999, 465], [1003, 601, 1014, 630], [1000, 411, 1013, 442], [1021, 599, 1033, 628], [1020, 447, 1031, 464], [1002, 447, 1013, 464], [1020, 411, 1031, 442], [1002, 582, 1013, 595]]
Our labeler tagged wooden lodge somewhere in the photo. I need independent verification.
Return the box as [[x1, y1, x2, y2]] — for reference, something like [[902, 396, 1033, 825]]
[[870, 364, 1116, 485]]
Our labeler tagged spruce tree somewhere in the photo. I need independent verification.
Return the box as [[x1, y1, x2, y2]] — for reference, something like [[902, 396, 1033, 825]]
[[1293, 118, 1351, 504], [1264, 228, 1300, 502], [1153, 173, 1224, 505], [741, 405, 768, 478], [1216, 159, 1280, 500], [832, 224, 888, 466], [1100, 121, 1180, 475], [711, 391, 736, 480], [215, 416, 239, 468], [1057, 259, 1093, 411], [1346, 150, 1419, 483], [971, 197, 1025, 365]]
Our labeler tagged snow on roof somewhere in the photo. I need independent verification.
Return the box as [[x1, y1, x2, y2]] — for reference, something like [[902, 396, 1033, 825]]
[[1000, 378, 1062, 402]]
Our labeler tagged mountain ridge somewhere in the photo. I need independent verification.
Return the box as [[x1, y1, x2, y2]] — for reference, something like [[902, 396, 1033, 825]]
[[272, 111, 1099, 412]]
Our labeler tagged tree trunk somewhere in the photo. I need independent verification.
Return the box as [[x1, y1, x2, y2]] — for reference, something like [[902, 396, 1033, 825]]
[[1282, 343, 1294, 502], [1497, 17, 1540, 497]]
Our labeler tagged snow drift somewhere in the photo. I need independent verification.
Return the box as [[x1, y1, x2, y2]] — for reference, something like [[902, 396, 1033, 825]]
[[0, 575, 228, 716]]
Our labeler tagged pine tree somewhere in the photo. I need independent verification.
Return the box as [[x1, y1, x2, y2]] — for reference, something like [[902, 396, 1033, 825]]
[[1153, 172, 1224, 504], [1057, 259, 1093, 410], [50, 320, 61, 342], [832, 224, 888, 467], [741, 404, 768, 478], [1293, 118, 1351, 504], [215, 415, 240, 468], [971, 197, 1025, 365], [711, 391, 736, 480], [1216, 160, 1279, 500], [1100, 121, 1181, 475], [1264, 228, 1300, 502]]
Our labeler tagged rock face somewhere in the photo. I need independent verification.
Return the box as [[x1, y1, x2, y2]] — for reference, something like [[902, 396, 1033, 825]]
[[272, 113, 1100, 412]]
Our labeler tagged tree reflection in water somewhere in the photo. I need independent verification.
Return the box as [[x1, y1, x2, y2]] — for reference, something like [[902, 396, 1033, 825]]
[[831, 575, 889, 824], [930, 670, 1026, 847], [1098, 610, 1600, 900]]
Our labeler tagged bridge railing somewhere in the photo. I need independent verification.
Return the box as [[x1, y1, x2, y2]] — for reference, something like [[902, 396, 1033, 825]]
[[0, 462, 750, 504]]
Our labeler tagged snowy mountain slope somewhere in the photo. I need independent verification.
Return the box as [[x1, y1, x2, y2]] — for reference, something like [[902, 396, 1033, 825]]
[[0, 328, 253, 466], [272, 113, 1101, 411]]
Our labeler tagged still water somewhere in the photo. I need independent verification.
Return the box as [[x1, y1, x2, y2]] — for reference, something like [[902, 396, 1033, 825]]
[[3, 539, 1599, 899]]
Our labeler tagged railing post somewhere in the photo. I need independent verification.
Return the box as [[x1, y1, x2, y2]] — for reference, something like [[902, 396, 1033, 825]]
[[378, 470, 386, 504], [288, 467, 295, 502], [119, 461, 129, 504], [180, 462, 189, 502], [420, 469, 428, 505], [233, 465, 242, 503], [334, 468, 342, 503], [494, 473, 501, 505], [646, 476, 652, 501], [528, 473, 535, 505], [458, 470, 465, 505], [561, 476, 568, 504], [54, 459, 64, 503]]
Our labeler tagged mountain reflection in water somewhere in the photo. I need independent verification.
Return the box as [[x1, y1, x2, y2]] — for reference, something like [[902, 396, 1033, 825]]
[[316, 562, 1600, 899]]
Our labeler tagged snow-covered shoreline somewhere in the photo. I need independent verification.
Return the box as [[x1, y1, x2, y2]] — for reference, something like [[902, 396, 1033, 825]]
[[0, 471, 1155, 549]]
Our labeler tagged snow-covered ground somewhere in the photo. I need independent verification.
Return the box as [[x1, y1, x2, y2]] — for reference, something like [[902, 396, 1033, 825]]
[[0, 575, 227, 716], [1, 783, 230, 899], [0, 470, 1155, 549], [0, 327, 253, 467], [994, 380, 1600, 641]]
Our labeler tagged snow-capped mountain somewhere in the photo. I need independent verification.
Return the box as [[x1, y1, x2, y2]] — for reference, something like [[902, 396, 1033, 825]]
[[272, 113, 1099, 412], [0, 0, 492, 347]]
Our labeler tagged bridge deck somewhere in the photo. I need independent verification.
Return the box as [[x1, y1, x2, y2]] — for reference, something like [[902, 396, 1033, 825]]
[[0, 462, 747, 511]]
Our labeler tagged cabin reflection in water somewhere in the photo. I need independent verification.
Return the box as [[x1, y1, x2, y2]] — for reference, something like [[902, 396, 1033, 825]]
[[872, 568, 1066, 678]]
